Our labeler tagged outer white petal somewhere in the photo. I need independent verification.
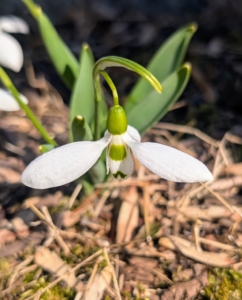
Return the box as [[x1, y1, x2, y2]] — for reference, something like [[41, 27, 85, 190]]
[[0, 89, 28, 111], [0, 16, 29, 34], [123, 133, 213, 183], [0, 32, 23, 72], [127, 125, 141, 142], [21, 134, 112, 189]]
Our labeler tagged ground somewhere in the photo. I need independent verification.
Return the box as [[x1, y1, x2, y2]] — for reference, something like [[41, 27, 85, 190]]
[[1, 0, 242, 299]]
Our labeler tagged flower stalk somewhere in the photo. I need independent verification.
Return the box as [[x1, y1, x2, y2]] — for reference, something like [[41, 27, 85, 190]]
[[93, 56, 162, 140], [0, 67, 57, 146], [99, 70, 119, 106]]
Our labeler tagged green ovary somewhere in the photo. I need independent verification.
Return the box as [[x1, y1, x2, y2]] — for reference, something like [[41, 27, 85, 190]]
[[109, 144, 127, 161]]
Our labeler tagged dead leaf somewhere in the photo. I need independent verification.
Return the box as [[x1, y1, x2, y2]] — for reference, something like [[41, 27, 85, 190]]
[[161, 269, 208, 300], [34, 247, 77, 287], [169, 235, 234, 267], [116, 186, 139, 243], [76, 266, 112, 300]]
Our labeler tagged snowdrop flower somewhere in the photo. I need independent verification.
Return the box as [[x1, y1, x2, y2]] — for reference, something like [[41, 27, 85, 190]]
[[0, 16, 29, 72], [0, 88, 28, 111], [21, 105, 213, 189]]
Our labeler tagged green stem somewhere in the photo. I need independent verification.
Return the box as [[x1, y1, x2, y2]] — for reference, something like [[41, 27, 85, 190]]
[[93, 56, 162, 94], [0, 68, 57, 146], [93, 56, 162, 140], [99, 71, 119, 106], [93, 71, 101, 141]]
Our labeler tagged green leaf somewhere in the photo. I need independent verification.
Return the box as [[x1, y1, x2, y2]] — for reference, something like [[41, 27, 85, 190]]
[[127, 63, 191, 135], [70, 43, 95, 128], [99, 95, 108, 135], [88, 160, 107, 184], [125, 23, 197, 112], [23, 0, 79, 89], [71, 115, 93, 142], [39, 144, 55, 154]]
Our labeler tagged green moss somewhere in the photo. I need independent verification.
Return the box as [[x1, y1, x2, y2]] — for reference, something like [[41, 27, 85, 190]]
[[121, 290, 133, 300], [20, 275, 76, 299], [204, 268, 242, 300], [24, 269, 39, 283]]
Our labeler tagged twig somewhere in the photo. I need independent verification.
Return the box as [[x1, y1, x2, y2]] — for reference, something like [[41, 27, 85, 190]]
[[193, 220, 202, 252], [152, 122, 219, 147], [68, 183, 82, 209], [103, 247, 122, 300], [7, 255, 34, 287], [95, 176, 158, 188], [25, 250, 103, 300], [42, 206, 70, 255], [81, 258, 100, 300], [93, 190, 110, 218], [28, 203, 70, 255], [200, 182, 234, 212], [198, 237, 235, 251], [142, 186, 151, 241]]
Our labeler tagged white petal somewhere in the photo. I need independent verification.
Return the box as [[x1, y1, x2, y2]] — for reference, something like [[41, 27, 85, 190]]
[[124, 133, 213, 183], [0, 89, 28, 111], [21, 135, 112, 189], [127, 125, 141, 142], [106, 135, 134, 179], [0, 32, 23, 72], [0, 16, 29, 34]]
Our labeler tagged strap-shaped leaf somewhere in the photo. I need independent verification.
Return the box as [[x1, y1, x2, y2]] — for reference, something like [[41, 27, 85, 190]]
[[125, 23, 196, 112], [127, 64, 191, 135], [70, 43, 95, 126], [23, 0, 79, 89]]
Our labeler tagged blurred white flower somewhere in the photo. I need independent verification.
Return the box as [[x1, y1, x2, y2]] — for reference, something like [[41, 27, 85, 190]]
[[0, 88, 28, 111], [21, 126, 213, 189], [0, 16, 29, 72]]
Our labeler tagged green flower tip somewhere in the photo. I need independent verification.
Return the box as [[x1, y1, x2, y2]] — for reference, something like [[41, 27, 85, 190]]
[[107, 105, 127, 135]]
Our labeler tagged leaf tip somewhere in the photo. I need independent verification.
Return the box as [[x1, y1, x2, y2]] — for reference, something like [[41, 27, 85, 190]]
[[152, 78, 162, 94], [157, 85, 162, 93], [75, 115, 84, 121], [188, 22, 198, 33], [82, 43, 90, 51], [182, 62, 192, 72], [22, 0, 42, 19]]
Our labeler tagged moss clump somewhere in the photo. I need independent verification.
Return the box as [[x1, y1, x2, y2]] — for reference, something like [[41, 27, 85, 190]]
[[20, 275, 76, 299], [204, 268, 242, 300]]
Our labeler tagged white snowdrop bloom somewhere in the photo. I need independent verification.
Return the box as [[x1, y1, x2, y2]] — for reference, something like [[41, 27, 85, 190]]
[[21, 105, 213, 189], [0, 16, 29, 72], [0, 88, 28, 111]]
